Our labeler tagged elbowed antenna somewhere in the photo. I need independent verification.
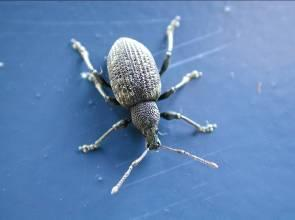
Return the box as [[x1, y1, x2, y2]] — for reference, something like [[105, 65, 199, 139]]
[[111, 144, 218, 195], [111, 148, 150, 195], [161, 145, 219, 169]]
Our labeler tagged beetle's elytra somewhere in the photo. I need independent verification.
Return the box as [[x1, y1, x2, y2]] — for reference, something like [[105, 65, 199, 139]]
[[108, 37, 161, 108], [71, 16, 218, 194]]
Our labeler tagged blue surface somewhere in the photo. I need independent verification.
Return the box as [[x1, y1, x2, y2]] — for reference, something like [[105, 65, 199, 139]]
[[1, 2, 295, 220]]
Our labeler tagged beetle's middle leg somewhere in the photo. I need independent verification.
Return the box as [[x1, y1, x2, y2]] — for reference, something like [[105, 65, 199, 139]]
[[158, 70, 202, 101], [159, 16, 181, 76], [79, 119, 131, 153], [71, 39, 119, 105], [160, 111, 217, 133]]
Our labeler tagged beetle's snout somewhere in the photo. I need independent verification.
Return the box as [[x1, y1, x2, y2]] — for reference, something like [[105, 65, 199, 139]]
[[146, 132, 161, 150]]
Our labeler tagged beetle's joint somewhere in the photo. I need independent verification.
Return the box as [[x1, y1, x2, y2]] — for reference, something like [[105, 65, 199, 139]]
[[113, 120, 127, 129], [81, 72, 95, 82], [166, 51, 172, 56]]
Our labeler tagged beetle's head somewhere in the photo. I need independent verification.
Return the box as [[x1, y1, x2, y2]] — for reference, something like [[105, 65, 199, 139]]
[[146, 129, 161, 150], [131, 101, 161, 150], [145, 128, 161, 150]]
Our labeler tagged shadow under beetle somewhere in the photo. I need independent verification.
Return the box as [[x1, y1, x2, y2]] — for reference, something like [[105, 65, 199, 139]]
[[71, 16, 218, 194]]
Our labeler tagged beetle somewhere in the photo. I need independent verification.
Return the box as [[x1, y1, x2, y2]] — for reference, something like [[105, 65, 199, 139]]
[[71, 16, 218, 194]]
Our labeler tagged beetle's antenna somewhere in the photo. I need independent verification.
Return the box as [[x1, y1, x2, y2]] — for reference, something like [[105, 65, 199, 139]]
[[161, 145, 219, 169], [111, 148, 150, 195]]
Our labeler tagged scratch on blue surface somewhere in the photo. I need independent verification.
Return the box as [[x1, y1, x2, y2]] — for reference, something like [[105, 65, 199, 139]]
[[1, 18, 172, 26], [132, 187, 226, 220], [191, 181, 208, 190], [131, 196, 197, 220], [131, 184, 211, 220], [203, 191, 226, 202], [170, 43, 232, 69], [153, 28, 223, 56]]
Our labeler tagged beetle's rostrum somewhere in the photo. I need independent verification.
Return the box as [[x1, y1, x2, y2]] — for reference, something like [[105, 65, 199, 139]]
[[71, 16, 218, 194]]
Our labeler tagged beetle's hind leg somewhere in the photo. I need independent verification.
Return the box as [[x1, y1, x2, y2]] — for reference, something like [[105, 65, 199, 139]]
[[159, 16, 181, 76], [160, 111, 217, 133], [158, 70, 202, 101], [79, 119, 131, 153], [71, 39, 119, 105]]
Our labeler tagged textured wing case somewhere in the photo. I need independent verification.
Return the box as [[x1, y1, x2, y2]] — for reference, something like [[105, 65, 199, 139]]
[[107, 38, 161, 108]]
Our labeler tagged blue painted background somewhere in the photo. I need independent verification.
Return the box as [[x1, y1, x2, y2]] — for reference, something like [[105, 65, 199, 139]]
[[1, 2, 295, 220]]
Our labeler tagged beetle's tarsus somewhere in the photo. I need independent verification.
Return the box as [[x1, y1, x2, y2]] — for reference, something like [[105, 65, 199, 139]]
[[167, 16, 181, 32], [71, 38, 80, 50], [79, 144, 99, 153], [159, 16, 181, 76], [198, 122, 217, 133], [187, 70, 203, 80]]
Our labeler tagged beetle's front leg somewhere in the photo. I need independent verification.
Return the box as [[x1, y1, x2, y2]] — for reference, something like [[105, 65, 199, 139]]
[[160, 111, 217, 133], [71, 38, 119, 106], [79, 119, 131, 153]]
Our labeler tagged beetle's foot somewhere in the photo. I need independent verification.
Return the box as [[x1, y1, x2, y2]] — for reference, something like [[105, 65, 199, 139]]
[[78, 144, 99, 153], [71, 38, 82, 51], [71, 38, 90, 58], [198, 122, 217, 133], [186, 70, 203, 80], [190, 70, 203, 79], [167, 16, 181, 32]]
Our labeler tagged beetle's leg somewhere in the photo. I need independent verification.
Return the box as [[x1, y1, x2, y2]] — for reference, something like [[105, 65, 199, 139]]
[[158, 70, 202, 101], [79, 119, 131, 153], [159, 16, 181, 76], [160, 111, 217, 133], [80, 70, 120, 105], [71, 39, 119, 105]]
